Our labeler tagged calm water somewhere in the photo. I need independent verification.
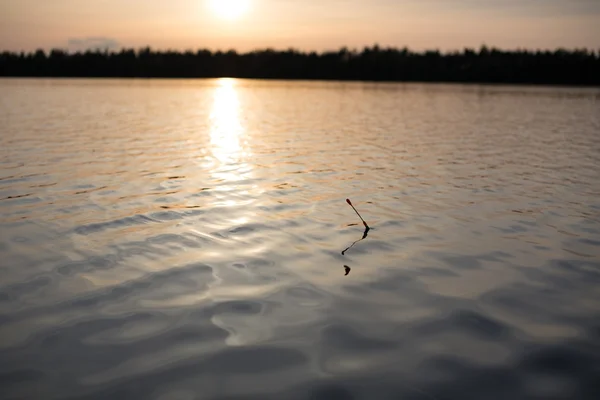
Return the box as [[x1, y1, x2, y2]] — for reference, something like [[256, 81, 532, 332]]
[[1, 78, 599, 400]]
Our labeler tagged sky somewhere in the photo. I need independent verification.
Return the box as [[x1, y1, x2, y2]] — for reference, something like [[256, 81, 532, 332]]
[[1, 0, 599, 53]]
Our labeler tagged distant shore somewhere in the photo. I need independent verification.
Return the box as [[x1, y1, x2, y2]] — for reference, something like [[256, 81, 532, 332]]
[[1, 46, 599, 86]]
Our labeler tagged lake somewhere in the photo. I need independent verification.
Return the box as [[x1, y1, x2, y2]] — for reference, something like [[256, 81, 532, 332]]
[[1, 78, 599, 400]]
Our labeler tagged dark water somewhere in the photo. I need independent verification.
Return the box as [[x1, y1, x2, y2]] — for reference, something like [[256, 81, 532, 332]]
[[1, 78, 599, 400]]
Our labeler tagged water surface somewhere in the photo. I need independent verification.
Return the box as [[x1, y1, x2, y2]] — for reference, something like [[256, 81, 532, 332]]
[[1, 78, 599, 400]]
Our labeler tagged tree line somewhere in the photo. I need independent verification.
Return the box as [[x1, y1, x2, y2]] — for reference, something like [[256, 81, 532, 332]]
[[1, 45, 598, 85]]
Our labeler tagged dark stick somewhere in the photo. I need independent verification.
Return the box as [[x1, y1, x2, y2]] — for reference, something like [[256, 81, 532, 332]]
[[346, 198, 370, 230]]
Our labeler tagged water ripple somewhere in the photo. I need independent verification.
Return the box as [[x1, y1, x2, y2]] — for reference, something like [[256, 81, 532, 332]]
[[1, 79, 599, 400]]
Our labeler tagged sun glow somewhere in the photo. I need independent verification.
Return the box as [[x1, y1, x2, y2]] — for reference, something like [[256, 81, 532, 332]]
[[209, 0, 251, 21]]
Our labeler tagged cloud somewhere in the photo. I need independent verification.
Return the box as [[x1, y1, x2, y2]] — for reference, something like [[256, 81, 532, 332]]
[[67, 37, 120, 52]]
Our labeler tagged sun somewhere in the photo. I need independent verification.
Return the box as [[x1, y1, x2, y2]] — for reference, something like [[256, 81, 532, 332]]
[[209, 0, 251, 21]]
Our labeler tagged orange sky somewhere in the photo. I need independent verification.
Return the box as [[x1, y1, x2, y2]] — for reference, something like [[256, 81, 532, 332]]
[[1, 0, 599, 52]]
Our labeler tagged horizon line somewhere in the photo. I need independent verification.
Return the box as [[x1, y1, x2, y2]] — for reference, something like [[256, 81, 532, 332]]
[[3, 43, 599, 55]]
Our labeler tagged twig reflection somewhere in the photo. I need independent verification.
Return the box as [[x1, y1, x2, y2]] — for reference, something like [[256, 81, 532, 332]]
[[341, 225, 370, 276], [341, 226, 370, 256]]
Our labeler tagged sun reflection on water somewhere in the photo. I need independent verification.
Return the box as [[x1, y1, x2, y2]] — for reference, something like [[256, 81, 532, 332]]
[[210, 78, 244, 164]]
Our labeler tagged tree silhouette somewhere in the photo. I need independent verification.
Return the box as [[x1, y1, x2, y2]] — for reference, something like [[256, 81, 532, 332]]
[[0, 45, 598, 85]]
